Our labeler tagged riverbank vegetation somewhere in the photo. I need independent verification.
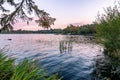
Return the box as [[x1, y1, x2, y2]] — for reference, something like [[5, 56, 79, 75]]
[[95, 2, 120, 59], [93, 55, 120, 80], [0, 51, 59, 80], [0, 24, 96, 35], [63, 24, 96, 35], [94, 1, 120, 80]]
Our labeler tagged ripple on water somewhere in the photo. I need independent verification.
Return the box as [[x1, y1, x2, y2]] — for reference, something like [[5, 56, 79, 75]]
[[0, 34, 103, 80]]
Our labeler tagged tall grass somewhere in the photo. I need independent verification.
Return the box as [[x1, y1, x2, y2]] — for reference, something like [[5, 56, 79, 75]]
[[0, 51, 14, 80], [0, 51, 59, 80]]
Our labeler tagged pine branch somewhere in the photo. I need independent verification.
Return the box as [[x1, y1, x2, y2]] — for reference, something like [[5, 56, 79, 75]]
[[0, 0, 56, 32]]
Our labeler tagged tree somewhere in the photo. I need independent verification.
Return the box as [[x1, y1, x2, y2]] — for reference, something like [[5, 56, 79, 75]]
[[0, 0, 56, 32], [63, 24, 79, 34], [95, 3, 120, 58]]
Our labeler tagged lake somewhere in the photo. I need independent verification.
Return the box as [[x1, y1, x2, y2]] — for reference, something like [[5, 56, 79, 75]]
[[0, 34, 103, 80]]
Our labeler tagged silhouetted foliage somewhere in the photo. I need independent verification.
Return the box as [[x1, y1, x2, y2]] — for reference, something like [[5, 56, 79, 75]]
[[0, 0, 55, 32]]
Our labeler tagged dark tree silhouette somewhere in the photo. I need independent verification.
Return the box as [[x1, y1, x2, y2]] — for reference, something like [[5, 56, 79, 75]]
[[0, 0, 56, 32]]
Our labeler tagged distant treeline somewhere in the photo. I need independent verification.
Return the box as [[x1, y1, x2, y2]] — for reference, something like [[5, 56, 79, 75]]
[[62, 24, 96, 35], [1, 24, 96, 35]]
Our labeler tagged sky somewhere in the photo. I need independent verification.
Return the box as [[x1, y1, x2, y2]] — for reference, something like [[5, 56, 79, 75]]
[[14, 0, 115, 30]]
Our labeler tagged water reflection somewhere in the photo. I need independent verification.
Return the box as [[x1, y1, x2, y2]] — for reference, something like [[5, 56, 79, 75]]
[[59, 40, 73, 54], [63, 35, 95, 44], [92, 55, 120, 80], [0, 34, 103, 80]]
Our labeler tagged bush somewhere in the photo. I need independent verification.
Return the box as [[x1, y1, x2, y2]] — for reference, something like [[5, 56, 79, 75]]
[[95, 4, 120, 58], [0, 51, 59, 80]]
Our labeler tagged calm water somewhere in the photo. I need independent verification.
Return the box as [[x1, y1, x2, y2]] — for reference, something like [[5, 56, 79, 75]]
[[0, 34, 103, 80]]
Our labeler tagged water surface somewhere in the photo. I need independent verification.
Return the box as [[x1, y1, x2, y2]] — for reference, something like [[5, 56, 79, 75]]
[[0, 34, 103, 80]]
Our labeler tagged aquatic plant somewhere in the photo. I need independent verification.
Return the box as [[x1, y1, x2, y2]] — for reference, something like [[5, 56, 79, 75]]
[[59, 41, 72, 54]]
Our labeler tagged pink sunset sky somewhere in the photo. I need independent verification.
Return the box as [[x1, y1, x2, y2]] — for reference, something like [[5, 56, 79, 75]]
[[13, 0, 115, 30]]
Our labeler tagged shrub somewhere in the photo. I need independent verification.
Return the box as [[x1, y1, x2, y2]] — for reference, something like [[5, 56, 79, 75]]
[[95, 4, 120, 58]]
